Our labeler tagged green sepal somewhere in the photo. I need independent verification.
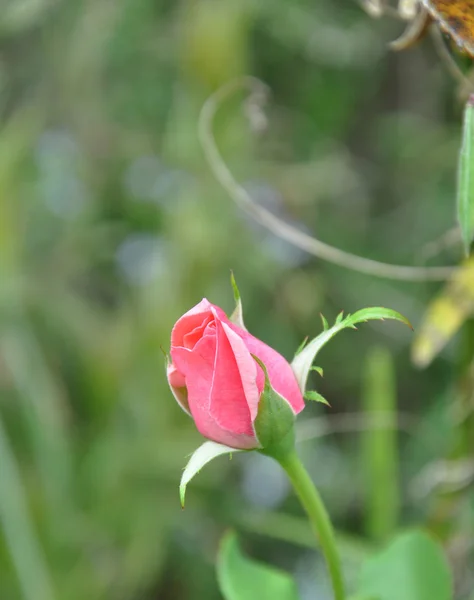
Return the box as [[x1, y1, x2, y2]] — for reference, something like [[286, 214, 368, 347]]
[[356, 530, 452, 600], [160, 346, 170, 365], [320, 314, 329, 331], [180, 441, 241, 507], [294, 336, 309, 358], [252, 355, 296, 461], [229, 272, 247, 330]]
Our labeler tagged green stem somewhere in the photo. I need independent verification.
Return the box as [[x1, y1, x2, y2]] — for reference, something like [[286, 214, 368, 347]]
[[279, 451, 345, 600]]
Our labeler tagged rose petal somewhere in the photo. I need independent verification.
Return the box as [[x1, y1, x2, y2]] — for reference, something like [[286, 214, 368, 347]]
[[207, 318, 255, 437], [183, 314, 213, 349], [226, 322, 305, 415], [172, 345, 257, 449], [193, 329, 217, 368], [220, 321, 260, 421], [171, 299, 214, 347]]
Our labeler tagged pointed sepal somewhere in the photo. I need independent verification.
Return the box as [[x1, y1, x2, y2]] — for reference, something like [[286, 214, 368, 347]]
[[294, 336, 309, 358], [229, 272, 247, 330], [291, 307, 412, 394], [253, 356, 296, 460], [166, 352, 191, 416], [320, 313, 329, 331], [180, 441, 240, 507]]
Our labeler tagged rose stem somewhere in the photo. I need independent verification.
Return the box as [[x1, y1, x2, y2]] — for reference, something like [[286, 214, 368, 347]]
[[279, 450, 345, 600]]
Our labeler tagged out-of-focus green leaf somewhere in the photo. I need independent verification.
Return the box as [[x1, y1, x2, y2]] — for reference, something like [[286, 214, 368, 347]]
[[1, 328, 72, 511], [357, 530, 452, 600], [411, 258, 474, 368], [0, 415, 56, 600], [0, 0, 57, 35], [217, 531, 300, 600], [457, 96, 474, 255]]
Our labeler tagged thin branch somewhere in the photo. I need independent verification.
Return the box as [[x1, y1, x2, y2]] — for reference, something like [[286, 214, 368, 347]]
[[389, 8, 430, 52], [296, 411, 417, 442], [410, 458, 474, 498], [359, 0, 404, 20], [417, 226, 462, 263], [198, 76, 458, 281], [430, 26, 474, 90]]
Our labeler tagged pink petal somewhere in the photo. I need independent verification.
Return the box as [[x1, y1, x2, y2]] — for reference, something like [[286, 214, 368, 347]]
[[193, 329, 217, 368], [171, 299, 214, 347], [220, 321, 260, 421], [183, 315, 213, 349], [172, 344, 257, 449], [208, 318, 255, 437], [225, 322, 305, 415]]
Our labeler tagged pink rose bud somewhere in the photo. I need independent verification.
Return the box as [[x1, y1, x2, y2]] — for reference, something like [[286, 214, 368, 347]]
[[168, 299, 305, 450]]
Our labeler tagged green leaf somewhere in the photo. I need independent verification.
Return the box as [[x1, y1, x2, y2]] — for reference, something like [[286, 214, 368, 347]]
[[310, 366, 324, 377], [180, 441, 240, 507], [304, 390, 331, 406], [457, 96, 474, 255], [357, 530, 452, 600], [217, 531, 300, 600], [344, 308, 413, 330], [411, 258, 474, 368], [291, 307, 411, 395], [229, 271, 247, 330], [253, 356, 296, 460]]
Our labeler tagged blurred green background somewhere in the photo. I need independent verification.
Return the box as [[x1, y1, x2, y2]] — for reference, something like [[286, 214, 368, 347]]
[[0, 0, 473, 598]]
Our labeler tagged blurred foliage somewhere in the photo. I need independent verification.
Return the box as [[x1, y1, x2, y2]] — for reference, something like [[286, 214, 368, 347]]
[[0, 0, 473, 599]]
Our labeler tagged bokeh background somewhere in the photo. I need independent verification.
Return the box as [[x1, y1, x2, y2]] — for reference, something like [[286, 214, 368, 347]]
[[0, 0, 473, 598]]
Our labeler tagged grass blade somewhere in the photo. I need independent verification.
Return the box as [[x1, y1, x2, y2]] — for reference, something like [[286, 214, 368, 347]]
[[457, 95, 474, 255], [0, 415, 56, 600], [361, 346, 399, 542]]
